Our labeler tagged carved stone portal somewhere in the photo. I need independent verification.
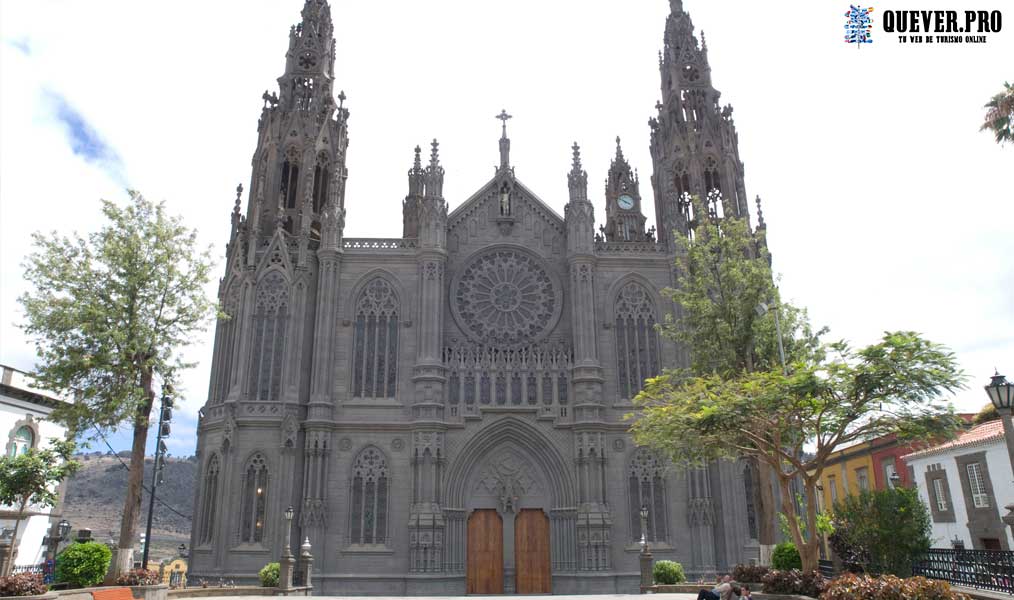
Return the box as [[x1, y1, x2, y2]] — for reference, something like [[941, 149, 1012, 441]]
[[473, 449, 541, 513]]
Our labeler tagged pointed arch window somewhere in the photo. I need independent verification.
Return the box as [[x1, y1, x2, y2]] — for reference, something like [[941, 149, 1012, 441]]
[[240, 453, 269, 544], [615, 282, 661, 400], [743, 462, 760, 540], [312, 155, 330, 214], [280, 156, 300, 209], [349, 447, 389, 545], [703, 156, 721, 196], [629, 448, 668, 543], [213, 285, 240, 404], [249, 271, 289, 402], [352, 279, 399, 399], [198, 455, 221, 545]]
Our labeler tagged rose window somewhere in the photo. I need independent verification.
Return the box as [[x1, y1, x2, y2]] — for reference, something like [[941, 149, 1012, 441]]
[[453, 249, 559, 346]]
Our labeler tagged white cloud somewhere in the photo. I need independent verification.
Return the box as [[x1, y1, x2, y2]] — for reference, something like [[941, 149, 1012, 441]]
[[1, 0, 1012, 452]]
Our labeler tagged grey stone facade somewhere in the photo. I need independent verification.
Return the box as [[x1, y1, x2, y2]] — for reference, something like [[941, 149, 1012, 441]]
[[189, 0, 770, 593]]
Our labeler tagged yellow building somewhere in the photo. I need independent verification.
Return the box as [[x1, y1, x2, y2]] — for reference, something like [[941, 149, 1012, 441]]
[[161, 558, 188, 588], [812, 441, 876, 514]]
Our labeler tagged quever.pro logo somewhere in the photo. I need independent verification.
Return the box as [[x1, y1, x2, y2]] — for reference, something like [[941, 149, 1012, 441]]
[[845, 5, 875, 45]]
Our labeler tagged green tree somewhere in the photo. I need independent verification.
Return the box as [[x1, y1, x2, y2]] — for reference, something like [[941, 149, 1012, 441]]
[[638, 194, 824, 548], [632, 333, 963, 572], [980, 81, 1014, 145], [660, 195, 823, 377], [973, 402, 999, 424], [828, 487, 932, 577], [0, 439, 79, 576], [18, 191, 217, 577]]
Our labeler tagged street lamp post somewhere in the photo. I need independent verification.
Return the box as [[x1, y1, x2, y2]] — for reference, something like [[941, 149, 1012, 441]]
[[984, 372, 1014, 535], [638, 505, 653, 593], [985, 371, 1014, 474], [142, 382, 175, 570], [279, 506, 295, 591]]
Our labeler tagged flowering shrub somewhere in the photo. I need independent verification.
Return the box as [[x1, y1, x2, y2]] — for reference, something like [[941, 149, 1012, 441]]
[[732, 564, 769, 583], [0, 573, 47, 597], [761, 569, 826, 597], [820, 573, 971, 600], [114, 569, 161, 586], [652, 560, 686, 584]]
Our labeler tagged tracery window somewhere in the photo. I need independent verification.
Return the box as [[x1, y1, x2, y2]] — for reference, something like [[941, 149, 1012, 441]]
[[615, 282, 661, 400], [198, 455, 220, 545], [249, 271, 288, 402], [628, 448, 668, 543], [8, 426, 34, 457], [349, 447, 389, 545], [240, 453, 269, 544], [213, 285, 240, 404], [352, 278, 399, 399]]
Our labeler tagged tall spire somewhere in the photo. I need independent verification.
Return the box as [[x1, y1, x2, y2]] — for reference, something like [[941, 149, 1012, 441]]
[[496, 109, 512, 170]]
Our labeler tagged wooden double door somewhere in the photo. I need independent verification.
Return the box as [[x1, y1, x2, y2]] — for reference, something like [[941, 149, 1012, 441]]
[[467, 509, 551, 594]]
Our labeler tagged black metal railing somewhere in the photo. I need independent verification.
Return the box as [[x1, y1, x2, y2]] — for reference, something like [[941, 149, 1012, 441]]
[[913, 548, 1014, 594], [9, 564, 43, 575]]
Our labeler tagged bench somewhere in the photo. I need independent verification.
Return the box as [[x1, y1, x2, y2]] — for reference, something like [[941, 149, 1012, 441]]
[[92, 587, 135, 600]]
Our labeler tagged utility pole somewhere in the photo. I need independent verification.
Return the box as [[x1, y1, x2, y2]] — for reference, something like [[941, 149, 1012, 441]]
[[141, 383, 173, 570]]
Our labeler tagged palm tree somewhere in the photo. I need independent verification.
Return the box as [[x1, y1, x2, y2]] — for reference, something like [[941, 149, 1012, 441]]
[[980, 81, 1014, 145]]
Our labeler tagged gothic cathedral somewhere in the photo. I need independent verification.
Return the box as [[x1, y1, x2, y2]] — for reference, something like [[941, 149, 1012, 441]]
[[190, 0, 771, 593]]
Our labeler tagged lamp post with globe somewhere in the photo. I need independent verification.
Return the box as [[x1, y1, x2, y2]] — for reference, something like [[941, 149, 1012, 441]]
[[984, 372, 1014, 534]]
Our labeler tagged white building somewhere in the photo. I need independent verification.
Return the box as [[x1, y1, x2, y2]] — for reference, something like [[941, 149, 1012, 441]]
[[0, 364, 73, 571], [904, 420, 1014, 550]]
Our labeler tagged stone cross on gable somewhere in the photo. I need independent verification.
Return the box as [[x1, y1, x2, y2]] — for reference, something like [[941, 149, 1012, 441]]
[[496, 109, 512, 137], [496, 109, 513, 170]]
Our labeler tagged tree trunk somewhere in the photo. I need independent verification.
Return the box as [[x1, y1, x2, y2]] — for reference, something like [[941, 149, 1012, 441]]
[[800, 477, 821, 573], [1, 501, 28, 576], [111, 365, 155, 579]]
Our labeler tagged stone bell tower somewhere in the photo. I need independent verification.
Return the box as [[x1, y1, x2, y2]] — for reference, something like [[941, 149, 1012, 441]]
[[649, 0, 750, 249], [602, 137, 648, 242]]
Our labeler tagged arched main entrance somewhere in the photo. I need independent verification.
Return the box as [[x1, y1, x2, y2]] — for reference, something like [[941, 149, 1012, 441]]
[[445, 417, 575, 594]]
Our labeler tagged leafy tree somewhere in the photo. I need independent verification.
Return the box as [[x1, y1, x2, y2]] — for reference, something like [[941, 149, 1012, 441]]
[[632, 332, 964, 572], [980, 81, 1014, 145], [18, 191, 217, 576], [661, 195, 823, 377], [828, 488, 932, 577], [0, 439, 79, 576]]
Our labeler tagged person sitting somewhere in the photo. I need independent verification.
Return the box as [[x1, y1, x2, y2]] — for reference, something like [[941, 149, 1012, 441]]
[[697, 575, 735, 600], [739, 584, 753, 600]]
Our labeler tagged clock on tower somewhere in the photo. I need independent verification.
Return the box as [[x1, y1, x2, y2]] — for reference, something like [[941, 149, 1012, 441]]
[[602, 137, 648, 242]]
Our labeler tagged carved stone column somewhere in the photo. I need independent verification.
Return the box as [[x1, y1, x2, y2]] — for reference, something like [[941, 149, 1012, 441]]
[[409, 432, 446, 572]]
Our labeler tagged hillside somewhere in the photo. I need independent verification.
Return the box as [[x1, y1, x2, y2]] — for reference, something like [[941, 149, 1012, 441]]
[[63, 454, 196, 562]]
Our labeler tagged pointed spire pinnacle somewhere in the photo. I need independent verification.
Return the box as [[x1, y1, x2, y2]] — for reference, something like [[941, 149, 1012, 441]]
[[701, 30, 707, 51], [413, 145, 422, 170], [615, 136, 625, 161], [568, 142, 588, 203], [429, 138, 440, 169], [425, 138, 445, 200], [669, 0, 684, 14], [755, 195, 766, 229], [233, 184, 243, 215]]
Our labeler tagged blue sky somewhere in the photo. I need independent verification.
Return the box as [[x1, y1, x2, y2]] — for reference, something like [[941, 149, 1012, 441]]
[[1, 0, 1012, 456]]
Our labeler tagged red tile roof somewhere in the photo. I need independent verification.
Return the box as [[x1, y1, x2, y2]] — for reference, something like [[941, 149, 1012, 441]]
[[903, 420, 1004, 461]]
